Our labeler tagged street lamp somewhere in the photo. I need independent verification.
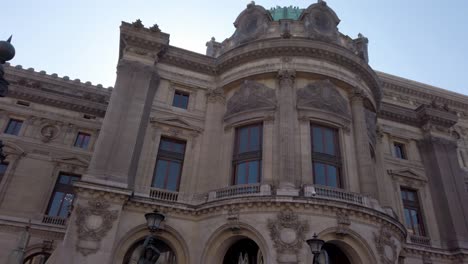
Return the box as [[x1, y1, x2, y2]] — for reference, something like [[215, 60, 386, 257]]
[[138, 210, 165, 264], [0, 36, 16, 164], [306, 233, 325, 264]]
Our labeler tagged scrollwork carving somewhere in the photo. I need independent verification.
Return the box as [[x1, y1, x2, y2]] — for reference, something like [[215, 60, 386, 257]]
[[75, 200, 119, 256], [268, 208, 308, 255]]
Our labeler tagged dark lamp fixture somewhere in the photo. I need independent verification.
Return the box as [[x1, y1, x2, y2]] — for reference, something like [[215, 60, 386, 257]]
[[306, 233, 325, 255], [145, 210, 165, 233]]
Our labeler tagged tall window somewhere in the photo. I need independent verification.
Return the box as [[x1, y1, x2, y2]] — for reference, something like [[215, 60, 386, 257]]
[[74, 132, 91, 149], [401, 188, 426, 236], [4, 119, 23, 135], [393, 142, 407, 159], [172, 90, 189, 109], [0, 162, 8, 183], [311, 124, 341, 188], [233, 123, 262, 185], [152, 138, 186, 191], [46, 173, 80, 218]]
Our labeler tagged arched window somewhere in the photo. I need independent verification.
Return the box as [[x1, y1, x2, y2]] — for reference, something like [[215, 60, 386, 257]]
[[23, 252, 50, 264], [123, 238, 176, 264], [223, 238, 263, 264]]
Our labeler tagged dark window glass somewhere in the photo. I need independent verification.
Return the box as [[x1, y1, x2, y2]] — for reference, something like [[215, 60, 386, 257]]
[[152, 138, 186, 191], [46, 173, 80, 218], [4, 119, 23, 135], [311, 124, 341, 188], [0, 162, 8, 183], [401, 188, 425, 236], [233, 123, 262, 185], [172, 90, 189, 109], [74, 132, 91, 149], [394, 142, 407, 159]]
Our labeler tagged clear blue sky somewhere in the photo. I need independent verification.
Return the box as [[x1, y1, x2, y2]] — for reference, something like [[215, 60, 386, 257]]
[[2, 0, 468, 95]]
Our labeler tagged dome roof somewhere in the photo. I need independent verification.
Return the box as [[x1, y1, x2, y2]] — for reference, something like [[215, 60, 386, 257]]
[[269, 6, 304, 21]]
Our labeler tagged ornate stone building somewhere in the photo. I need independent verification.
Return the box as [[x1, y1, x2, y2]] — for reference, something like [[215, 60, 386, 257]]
[[0, 1, 467, 263]]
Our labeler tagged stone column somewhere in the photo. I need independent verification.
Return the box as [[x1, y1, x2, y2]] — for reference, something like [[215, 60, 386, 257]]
[[350, 90, 378, 198], [196, 88, 226, 191], [276, 70, 298, 194]]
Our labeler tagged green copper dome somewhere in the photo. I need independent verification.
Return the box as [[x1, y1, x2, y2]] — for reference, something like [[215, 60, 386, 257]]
[[269, 6, 304, 21]]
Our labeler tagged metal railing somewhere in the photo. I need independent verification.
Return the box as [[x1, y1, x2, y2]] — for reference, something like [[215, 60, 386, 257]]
[[149, 188, 179, 202], [409, 235, 431, 246], [42, 215, 67, 226]]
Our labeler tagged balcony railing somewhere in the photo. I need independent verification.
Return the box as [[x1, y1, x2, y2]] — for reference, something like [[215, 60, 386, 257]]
[[42, 215, 67, 226], [409, 235, 431, 246], [149, 188, 179, 202], [305, 185, 365, 205], [210, 184, 263, 200]]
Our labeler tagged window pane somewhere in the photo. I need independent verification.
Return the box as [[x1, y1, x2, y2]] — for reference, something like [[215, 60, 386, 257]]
[[327, 165, 338, 187], [59, 175, 70, 184], [314, 163, 326, 185], [0, 163, 8, 175], [247, 161, 260, 183], [167, 162, 181, 191], [173, 92, 189, 109], [48, 192, 65, 216], [404, 208, 413, 231], [324, 129, 335, 155], [312, 127, 323, 153], [238, 127, 249, 153], [249, 126, 260, 151], [407, 191, 415, 201], [153, 160, 168, 188], [236, 163, 247, 184], [5, 119, 23, 135], [58, 194, 74, 217], [159, 140, 172, 152]]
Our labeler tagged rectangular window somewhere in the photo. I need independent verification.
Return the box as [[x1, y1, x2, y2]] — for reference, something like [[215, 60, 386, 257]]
[[4, 119, 23, 135], [311, 124, 341, 188], [74, 132, 91, 149], [46, 173, 80, 218], [401, 188, 425, 236], [233, 123, 262, 185], [172, 90, 189, 109], [152, 137, 186, 191], [0, 162, 8, 183], [394, 142, 407, 159]]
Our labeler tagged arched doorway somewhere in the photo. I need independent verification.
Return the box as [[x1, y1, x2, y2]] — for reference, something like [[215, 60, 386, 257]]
[[223, 238, 263, 264], [316, 243, 351, 264], [123, 238, 176, 264], [23, 252, 50, 264]]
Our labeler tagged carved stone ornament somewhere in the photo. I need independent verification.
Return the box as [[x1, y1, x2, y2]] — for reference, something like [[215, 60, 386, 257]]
[[206, 87, 226, 104], [75, 200, 119, 256], [374, 225, 398, 264], [336, 211, 351, 237], [297, 79, 350, 117], [40, 124, 60, 143], [268, 208, 309, 254], [225, 80, 276, 116], [303, 1, 340, 42]]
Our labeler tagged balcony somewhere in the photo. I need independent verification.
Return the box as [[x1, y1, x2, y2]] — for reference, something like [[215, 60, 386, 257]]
[[41, 215, 67, 226], [409, 234, 431, 246]]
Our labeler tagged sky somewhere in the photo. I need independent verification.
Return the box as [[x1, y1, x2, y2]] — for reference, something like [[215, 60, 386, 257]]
[[2, 0, 468, 95]]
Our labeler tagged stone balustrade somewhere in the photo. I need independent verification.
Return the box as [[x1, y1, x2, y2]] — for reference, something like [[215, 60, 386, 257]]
[[409, 234, 431, 246]]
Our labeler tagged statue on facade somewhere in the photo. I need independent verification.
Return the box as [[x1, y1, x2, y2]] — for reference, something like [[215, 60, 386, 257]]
[[238, 252, 249, 264], [137, 236, 161, 264], [0, 36, 15, 97]]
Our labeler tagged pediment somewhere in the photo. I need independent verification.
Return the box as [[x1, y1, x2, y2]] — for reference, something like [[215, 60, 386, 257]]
[[388, 169, 426, 181], [53, 155, 90, 167], [151, 116, 202, 132], [225, 80, 276, 117], [297, 79, 350, 117]]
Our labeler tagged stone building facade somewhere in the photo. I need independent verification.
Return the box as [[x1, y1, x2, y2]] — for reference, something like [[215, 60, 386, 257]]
[[0, 1, 467, 263]]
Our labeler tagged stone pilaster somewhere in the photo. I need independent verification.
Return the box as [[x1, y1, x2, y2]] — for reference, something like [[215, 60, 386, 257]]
[[350, 90, 378, 198], [276, 70, 298, 192]]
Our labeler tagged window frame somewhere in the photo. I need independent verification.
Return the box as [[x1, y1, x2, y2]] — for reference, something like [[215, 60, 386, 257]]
[[393, 142, 407, 160], [74, 132, 91, 149], [232, 123, 263, 185], [4, 118, 23, 136], [45, 172, 81, 218], [400, 187, 426, 236], [310, 123, 342, 188], [172, 90, 190, 109], [151, 137, 186, 191]]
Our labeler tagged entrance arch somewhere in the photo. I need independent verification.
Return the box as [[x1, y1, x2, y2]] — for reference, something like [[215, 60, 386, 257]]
[[123, 238, 176, 264], [223, 238, 263, 264], [316, 243, 351, 264]]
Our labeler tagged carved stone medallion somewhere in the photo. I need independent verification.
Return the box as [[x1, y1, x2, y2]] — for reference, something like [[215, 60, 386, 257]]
[[75, 200, 119, 256], [40, 124, 60, 142], [268, 208, 308, 254], [374, 225, 398, 264]]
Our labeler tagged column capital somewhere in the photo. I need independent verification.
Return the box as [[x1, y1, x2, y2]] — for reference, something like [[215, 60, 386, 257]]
[[206, 87, 226, 104], [350, 88, 367, 102]]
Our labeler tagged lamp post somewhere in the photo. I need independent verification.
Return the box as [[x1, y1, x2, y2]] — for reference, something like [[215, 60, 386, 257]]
[[306, 233, 325, 264], [138, 210, 165, 264], [0, 36, 15, 164]]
